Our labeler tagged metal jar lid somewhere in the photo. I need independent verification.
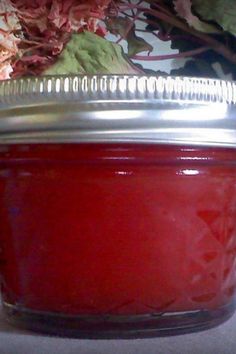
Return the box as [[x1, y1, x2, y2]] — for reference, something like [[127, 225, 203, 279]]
[[0, 75, 235, 147]]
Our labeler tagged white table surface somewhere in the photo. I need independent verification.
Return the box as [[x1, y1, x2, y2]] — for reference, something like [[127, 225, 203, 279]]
[[0, 307, 235, 354]]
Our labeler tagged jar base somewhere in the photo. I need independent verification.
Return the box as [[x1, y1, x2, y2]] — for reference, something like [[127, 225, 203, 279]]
[[2, 301, 235, 339]]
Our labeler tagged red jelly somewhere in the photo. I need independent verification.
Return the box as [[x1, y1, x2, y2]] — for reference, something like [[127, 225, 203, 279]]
[[0, 75, 236, 337]]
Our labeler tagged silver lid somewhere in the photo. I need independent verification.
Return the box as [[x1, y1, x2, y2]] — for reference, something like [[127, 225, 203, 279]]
[[0, 75, 236, 147]]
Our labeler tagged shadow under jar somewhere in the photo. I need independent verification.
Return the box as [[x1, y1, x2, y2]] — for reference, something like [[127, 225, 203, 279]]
[[0, 75, 236, 338]]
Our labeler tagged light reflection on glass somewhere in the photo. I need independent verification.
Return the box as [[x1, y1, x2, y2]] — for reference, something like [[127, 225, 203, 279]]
[[180, 169, 200, 176], [115, 171, 133, 176]]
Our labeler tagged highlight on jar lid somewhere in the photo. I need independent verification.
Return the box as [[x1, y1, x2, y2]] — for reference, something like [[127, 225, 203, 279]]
[[0, 75, 235, 147]]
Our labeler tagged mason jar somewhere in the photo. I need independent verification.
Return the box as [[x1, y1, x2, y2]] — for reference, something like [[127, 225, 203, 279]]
[[0, 75, 236, 338]]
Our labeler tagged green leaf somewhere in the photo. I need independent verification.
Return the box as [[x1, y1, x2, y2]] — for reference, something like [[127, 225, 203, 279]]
[[127, 29, 153, 57], [106, 17, 131, 39], [192, 0, 236, 37], [174, 0, 219, 33], [43, 31, 142, 75], [106, 17, 153, 57]]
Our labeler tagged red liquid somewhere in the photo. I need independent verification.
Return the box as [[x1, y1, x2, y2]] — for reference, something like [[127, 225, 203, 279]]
[[0, 144, 236, 316]]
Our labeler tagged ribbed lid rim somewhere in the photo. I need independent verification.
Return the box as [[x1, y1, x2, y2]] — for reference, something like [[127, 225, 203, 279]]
[[0, 75, 235, 147], [0, 75, 235, 104]]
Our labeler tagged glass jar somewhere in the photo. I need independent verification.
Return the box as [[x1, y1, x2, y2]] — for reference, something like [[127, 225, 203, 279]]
[[0, 75, 236, 338]]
